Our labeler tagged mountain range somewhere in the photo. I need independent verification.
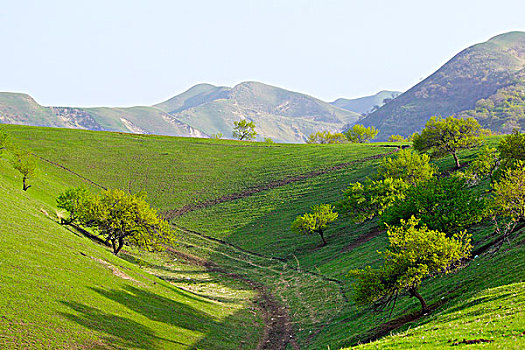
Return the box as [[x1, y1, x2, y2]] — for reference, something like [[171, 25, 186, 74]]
[[0, 82, 365, 143], [1, 31, 524, 142], [362, 31, 525, 139]]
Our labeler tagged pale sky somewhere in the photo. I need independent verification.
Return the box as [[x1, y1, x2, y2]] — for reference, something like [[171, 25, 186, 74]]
[[1, 0, 524, 107]]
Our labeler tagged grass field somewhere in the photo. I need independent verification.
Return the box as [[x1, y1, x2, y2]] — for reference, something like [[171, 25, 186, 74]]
[[1, 124, 523, 349], [0, 143, 263, 349]]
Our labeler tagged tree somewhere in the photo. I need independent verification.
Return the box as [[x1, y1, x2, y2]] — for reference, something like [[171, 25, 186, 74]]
[[56, 187, 92, 225], [412, 116, 484, 168], [307, 131, 346, 144], [490, 162, 525, 243], [233, 119, 257, 141], [381, 176, 488, 234], [387, 134, 406, 142], [291, 204, 338, 246], [497, 129, 525, 171], [0, 129, 8, 155], [344, 124, 378, 143], [11, 148, 37, 191], [338, 177, 409, 223], [81, 189, 173, 255], [338, 149, 436, 223], [349, 216, 471, 314], [465, 145, 500, 185], [377, 149, 436, 186]]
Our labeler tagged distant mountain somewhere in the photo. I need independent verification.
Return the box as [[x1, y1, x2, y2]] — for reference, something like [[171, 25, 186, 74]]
[[155, 81, 361, 142], [0, 93, 205, 137], [361, 31, 525, 140], [331, 90, 401, 115], [0, 82, 360, 143]]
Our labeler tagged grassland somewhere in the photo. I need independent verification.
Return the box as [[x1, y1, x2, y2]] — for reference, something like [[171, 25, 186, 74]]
[[0, 137, 265, 349], [1, 124, 524, 349]]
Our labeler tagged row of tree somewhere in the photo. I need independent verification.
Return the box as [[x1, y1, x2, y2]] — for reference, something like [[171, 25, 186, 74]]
[[306, 124, 379, 144], [291, 116, 525, 314]]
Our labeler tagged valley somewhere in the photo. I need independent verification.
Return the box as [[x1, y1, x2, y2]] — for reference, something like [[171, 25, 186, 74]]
[[0, 124, 523, 349]]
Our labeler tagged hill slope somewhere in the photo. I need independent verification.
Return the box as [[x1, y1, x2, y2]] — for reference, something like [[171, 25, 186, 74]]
[[331, 90, 401, 115], [0, 92, 205, 137], [3, 124, 524, 349], [156, 81, 361, 143], [362, 31, 525, 139], [0, 136, 263, 349]]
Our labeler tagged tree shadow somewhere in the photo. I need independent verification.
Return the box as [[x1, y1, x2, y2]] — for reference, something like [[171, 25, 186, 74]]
[[59, 301, 188, 349], [89, 285, 218, 333]]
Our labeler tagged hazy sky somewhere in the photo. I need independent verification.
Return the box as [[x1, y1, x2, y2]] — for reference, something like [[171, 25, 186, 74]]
[[2, 0, 525, 107]]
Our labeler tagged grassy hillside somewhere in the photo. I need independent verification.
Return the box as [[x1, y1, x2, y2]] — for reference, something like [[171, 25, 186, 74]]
[[331, 90, 401, 115], [0, 130, 269, 349], [362, 31, 525, 139], [2, 124, 524, 349]]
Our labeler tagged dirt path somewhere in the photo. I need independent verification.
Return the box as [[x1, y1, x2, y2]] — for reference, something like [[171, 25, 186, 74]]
[[164, 246, 299, 350], [358, 299, 446, 344], [34, 154, 107, 190], [164, 151, 395, 219], [340, 228, 384, 253]]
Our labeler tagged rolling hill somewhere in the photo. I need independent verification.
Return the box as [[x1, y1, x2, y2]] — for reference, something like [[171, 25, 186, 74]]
[[362, 31, 525, 140], [331, 90, 401, 115], [0, 82, 361, 143], [0, 92, 205, 137], [1, 124, 523, 349]]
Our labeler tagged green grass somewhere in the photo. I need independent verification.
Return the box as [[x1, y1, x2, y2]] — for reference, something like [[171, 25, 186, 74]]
[[0, 152, 263, 349], [2, 124, 389, 211], [1, 124, 523, 349]]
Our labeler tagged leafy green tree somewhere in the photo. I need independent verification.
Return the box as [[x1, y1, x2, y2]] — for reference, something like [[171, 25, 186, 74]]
[[56, 187, 92, 225], [233, 119, 257, 141], [306, 131, 346, 144], [349, 216, 471, 314], [465, 146, 500, 185], [11, 148, 37, 191], [291, 204, 338, 246], [211, 132, 223, 139], [490, 162, 525, 243], [497, 129, 525, 171], [387, 134, 406, 142], [412, 116, 484, 168], [81, 189, 173, 255], [344, 124, 378, 143], [263, 137, 275, 144], [377, 149, 437, 186], [338, 178, 409, 224], [338, 149, 436, 223], [381, 176, 488, 234]]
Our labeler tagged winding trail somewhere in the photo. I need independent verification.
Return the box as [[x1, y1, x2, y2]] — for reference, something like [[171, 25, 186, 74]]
[[163, 245, 299, 350]]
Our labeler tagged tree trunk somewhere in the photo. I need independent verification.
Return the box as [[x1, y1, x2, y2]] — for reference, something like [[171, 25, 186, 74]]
[[318, 229, 327, 246], [409, 288, 428, 313], [22, 177, 31, 191], [452, 152, 460, 169], [114, 237, 124, 255]]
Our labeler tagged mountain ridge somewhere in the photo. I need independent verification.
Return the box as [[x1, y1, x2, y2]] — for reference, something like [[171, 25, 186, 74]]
[[361, 31, 525, 140]]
